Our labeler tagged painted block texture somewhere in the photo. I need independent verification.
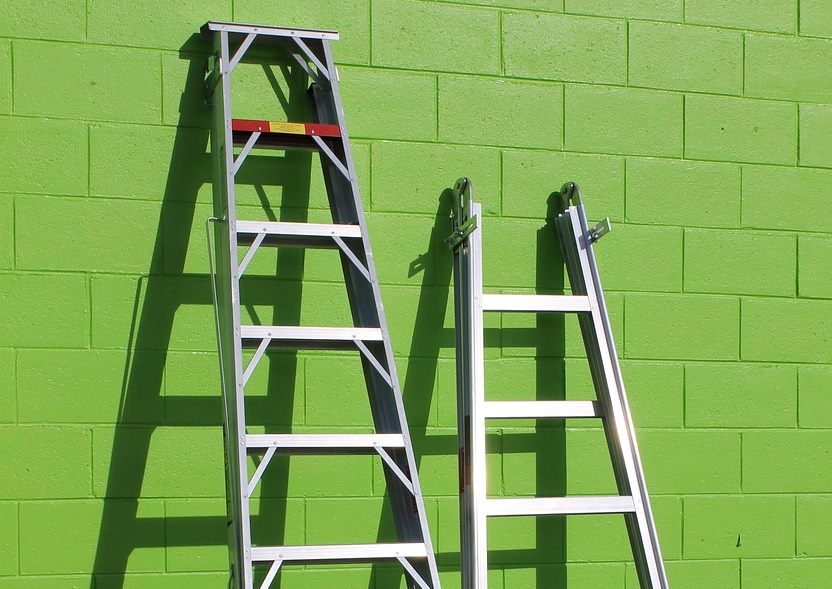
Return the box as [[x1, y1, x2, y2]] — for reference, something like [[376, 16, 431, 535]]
[[628, 22, 742, 94], [2, 1, 831, 587]]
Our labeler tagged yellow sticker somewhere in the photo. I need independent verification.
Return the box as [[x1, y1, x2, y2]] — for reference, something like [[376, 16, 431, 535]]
[[268, 121, 306, 135]]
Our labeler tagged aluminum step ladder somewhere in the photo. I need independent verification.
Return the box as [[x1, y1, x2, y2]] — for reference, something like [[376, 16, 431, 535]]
[[448, 178, 669, 588], [203, 21, 440, 589]]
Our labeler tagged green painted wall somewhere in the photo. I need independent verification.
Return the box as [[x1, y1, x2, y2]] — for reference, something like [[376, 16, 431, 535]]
[[1, 0, 831, 587]]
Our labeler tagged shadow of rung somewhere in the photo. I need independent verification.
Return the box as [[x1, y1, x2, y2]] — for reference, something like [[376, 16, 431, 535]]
[[122, 515, 228, 547]]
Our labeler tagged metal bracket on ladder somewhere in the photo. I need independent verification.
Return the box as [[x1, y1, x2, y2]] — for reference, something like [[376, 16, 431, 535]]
[[202, 20, 441, 589], [449, 177, 670, 589], [447, 177, 478, 249]]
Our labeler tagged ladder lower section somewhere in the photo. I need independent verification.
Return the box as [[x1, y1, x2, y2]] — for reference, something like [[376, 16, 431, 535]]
[[206, 20, 440, 589], [450, 178, 669, 589]]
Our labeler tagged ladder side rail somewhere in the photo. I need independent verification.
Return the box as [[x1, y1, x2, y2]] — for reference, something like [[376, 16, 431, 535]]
[[559, 210, 657, 585], [452, 237, 475, 589], [450, 179, 476, 589], [211, 29, 254, 589], [554, 211, 631, 481], [561, 211, 636, 496], [308, 50, 420, 518], [558, 212, 657, 585], [312, 42, 441, 588], [556, 213, 634, 497], [467, 203, 489, 589], [569, 204, 669, 589], [564, 205, 669, 589], [557, 211, 661, 585], [305, 60, 404, 433], [308, 77, 427, 549]]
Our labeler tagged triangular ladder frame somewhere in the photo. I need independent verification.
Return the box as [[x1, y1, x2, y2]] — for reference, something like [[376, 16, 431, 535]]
[[203, 21, 441, 589]]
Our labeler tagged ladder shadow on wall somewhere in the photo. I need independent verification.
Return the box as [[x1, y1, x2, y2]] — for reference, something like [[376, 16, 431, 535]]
[[484, 196, 569, 587], [89, 36, 314, 589], [89, 36, 571, 589], [384, 194, 571, 587], [365, 190, 453, 588]]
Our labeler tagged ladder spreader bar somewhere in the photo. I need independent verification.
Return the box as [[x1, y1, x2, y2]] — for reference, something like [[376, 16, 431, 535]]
[[483, 400, 602, 419], [484, 496, 636, 517], [251, 543, 428, 562], [236, 220, 361, 238], [232, 119, 341, 138], [246, 433, 405, 449], [240, 325, 383, 342], [202, 21, 339, 40], [481, 293, 591, 313]]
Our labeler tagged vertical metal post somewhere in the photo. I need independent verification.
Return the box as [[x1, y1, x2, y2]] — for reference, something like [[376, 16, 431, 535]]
[[565, 201, 669, 589], [467, 201, 488, 588], [450, 180, 486, 589], [211, 28, 253, 589]]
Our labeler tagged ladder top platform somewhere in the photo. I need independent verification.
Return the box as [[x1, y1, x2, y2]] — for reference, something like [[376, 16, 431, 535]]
[[202, 21, 340, 41]]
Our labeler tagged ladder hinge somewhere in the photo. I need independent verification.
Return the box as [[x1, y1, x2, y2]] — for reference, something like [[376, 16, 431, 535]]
[[588, 217, 611, 244], [447, 214, 478, 249]]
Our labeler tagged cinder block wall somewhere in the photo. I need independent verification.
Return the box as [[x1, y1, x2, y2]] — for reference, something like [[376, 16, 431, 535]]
[[2, 1, 831, 588]]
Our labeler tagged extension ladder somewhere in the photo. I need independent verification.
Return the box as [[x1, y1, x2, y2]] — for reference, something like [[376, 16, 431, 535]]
[[449, 178, 669, 588], [203, 21, 440, 589]]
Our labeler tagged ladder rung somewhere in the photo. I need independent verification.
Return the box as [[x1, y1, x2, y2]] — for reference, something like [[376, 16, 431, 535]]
[[481, 294, 591, 313], [483, 400, 602, 419], [202, 21, 339, 41], [246, 433, 405, 451], [485, 496, 636, 517], [240, 326, 383, 349], [237, 220, 360, 238], [232, 118, 341, 138], [232, 119, 341, 150], [236, 220, 361, 248], [251, 543, 428, 563]]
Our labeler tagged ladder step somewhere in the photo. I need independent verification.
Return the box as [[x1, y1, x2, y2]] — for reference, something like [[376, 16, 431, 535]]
[[251, 543, 428, 563], [481, 294, 591, 313], [483, 400, 602, 419], [240, 326, 383, 350], [246, 433, 405, 452], [236, 220, 361, 248], [485, 496, 636, 517], [232, 118, 341, 137], [232, 118, 341, 150]]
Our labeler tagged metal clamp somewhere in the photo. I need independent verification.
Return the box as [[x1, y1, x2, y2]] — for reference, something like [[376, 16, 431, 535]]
[[588, 217, 611, 243], [447, 177, 478, 249], [560, 181, 583, 207], [561, 181, 611, 243]]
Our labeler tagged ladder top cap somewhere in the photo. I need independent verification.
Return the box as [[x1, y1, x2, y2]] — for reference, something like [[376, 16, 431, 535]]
[[201, 21, 340, 41]]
